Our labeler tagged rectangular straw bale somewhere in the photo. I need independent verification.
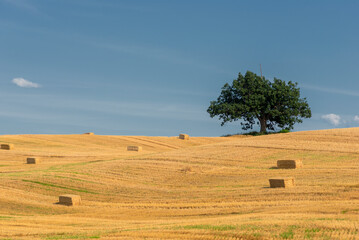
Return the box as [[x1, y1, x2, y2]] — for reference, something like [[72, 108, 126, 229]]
[[127, 146, 142, 152], [1, 144, 14, 150], [59, 194, 81, 206], [277, 160, 303, 169], [179, 134, 189, 140], [269, 177, 295, 188], [27, 157, 40, 164], [83, 132, 94, 135]]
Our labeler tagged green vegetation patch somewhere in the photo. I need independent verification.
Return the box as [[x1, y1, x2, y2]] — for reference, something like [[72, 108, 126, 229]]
[[179, 224, 236, 231], [0, 172, 31, 177], [46, 175, 98, 184], [341, 209, 350, 214], [0, 216, 14, 220], [313, 218, 346, 221], [304, 228, 321, 239], [44, 234, 100, 239], [279, 225, 298, 239], [62, 160, 104, 168], [45, 160, 105, 172], [239, 224, 262, 231], [244, 166, 264, 169], [22, 179, 98, 194]]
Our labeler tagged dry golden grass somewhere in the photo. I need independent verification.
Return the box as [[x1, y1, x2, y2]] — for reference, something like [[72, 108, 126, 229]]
[[0, 129, 358, 239]]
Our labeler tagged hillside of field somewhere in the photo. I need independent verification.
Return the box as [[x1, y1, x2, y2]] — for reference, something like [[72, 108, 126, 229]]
[[0, 129, 358, 239]]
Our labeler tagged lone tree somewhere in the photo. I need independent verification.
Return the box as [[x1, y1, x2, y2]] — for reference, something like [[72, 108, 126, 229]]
[[207, 71, 311, 133]]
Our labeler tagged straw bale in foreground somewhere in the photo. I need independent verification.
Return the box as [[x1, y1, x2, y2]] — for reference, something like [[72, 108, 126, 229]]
[[269, 177, 295, 188], [27, 157, 40, 164], [1, 144, 14, 150], [59, 194, 81, 206], [277, 160, 303, 169]]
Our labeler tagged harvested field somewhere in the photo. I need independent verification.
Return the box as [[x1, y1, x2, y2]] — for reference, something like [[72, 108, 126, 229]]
[[0, 129, 358, 239]]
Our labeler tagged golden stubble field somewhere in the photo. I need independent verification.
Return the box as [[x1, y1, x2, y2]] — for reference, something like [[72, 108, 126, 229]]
[[0, 128, 358, 240]]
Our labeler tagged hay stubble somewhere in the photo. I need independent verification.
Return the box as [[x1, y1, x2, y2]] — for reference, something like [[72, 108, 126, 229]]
[[0, 130, 358, 239]]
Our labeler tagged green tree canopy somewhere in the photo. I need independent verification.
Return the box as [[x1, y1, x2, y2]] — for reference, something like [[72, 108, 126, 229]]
[[207, 71, 311, 133]]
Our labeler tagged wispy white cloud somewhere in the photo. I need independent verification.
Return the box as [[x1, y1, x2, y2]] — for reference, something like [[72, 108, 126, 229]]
[[0, 18, 225, 74], [354, 115, 359, 122], [321, 113, 341, 126], [91, 41, 226, 73], [12, 78, 41, 88], [64, 0, 154, 12], [0, 91, 208, 122], [302, 84, 359, 97]]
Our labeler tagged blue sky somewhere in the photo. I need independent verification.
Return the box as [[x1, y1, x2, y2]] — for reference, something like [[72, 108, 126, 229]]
[[1, 0, 359, 136]]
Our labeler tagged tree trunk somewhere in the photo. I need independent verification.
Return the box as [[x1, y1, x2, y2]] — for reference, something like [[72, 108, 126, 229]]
[[259, 118, 267, 133]]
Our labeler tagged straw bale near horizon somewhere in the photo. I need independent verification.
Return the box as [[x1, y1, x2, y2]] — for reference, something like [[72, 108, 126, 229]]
[[127, 146, 142, 152], [83, 132, 94, 135], [269, 177, 295, 188], [59, 194, 81, 206], [179, 134, 189, 140], [27, 157, 40, 164], [277, 160, 303, 169], [1, 144, 14, 150]]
